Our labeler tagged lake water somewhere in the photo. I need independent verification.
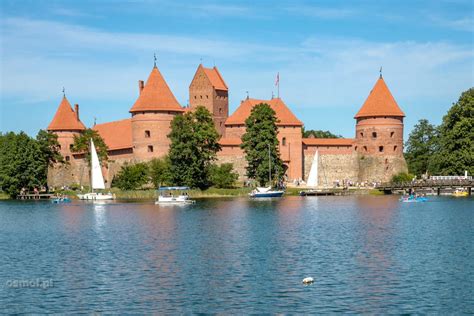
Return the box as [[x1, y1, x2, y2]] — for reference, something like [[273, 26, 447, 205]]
[[0, 195, 473, 313]]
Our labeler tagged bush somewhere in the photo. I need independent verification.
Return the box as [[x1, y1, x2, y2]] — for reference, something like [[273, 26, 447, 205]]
[[112, 162, 149, 190], [391, 172, 415, 183], [209, 163, 239, 188]]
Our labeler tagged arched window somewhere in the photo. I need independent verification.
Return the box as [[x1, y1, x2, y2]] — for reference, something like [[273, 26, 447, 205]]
[[145, 130, 151, 138], [372, 132, 377, 138], [282, 137, 286, 146]]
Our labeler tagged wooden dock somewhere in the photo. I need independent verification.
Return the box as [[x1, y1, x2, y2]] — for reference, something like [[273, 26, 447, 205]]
[[17, 194, 54, 200], [376, 179, 473, 195]]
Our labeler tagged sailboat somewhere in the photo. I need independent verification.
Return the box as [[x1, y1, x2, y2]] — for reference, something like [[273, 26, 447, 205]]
[[77, 139, 115, 200], [249, 144, 285, 198]]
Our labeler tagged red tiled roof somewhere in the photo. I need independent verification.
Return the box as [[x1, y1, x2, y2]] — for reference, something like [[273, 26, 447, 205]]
[[47, 96, 86, 131], [355, 77, 405, 118], [93, 118, 133, 150], [203, 66, 228, 91], [225, 98, 303, 126], [303, 138, 354, 146], [130, 66, 184, 113], [219, 137, 242, 146]]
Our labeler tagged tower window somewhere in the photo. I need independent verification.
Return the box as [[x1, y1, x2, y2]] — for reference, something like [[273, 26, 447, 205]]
[[282, 137, 287, 146], [390, 131, 394, 138], [194, 96, 197, 99], [200, 95, 203, 99], [206, 95, 209, 99], [69, 144, 73, 150], [360, 132, 364, 137], [363, 146, 367, 152], [355, 146, 358, 151], [219, 107, 222, 114], [394, 145, 398, 152], [379, 146, 384, 152], [58, 145, 61, 150], [65, 156, 70, 161], [385, 158, 388, 164], [148, 145, 154, 153], [145, 130, 151, 138], [219, 122, 222, 127], [372, 132, 377, 138]]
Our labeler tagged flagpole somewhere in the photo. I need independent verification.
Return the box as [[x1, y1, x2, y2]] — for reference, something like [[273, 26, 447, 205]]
[[277, 72, 280, 98]]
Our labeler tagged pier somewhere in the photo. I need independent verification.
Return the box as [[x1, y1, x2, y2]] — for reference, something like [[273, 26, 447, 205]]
[[376, 179, 473, 195], [17, 194, 54, 200]]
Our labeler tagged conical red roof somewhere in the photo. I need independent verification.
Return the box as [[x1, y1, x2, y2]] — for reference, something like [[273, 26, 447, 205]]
[[47, 96, 86, 131], [129, 66, 184, 113], [355, 77, 405, 118], [225, 98, 302, 126]]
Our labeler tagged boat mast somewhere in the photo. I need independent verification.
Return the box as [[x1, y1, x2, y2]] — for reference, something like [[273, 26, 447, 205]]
[[90, 138, 93, 193]]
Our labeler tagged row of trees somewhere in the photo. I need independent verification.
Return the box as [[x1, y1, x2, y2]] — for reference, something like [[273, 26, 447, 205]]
[[0, 130, 62, 197], [405, 88, 473, 177]]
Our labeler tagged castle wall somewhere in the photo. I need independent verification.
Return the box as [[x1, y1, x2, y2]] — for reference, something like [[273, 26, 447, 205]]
[[217, 145, 247, 181], [357, 154, 407, 183], [303, 150, 359, 186]]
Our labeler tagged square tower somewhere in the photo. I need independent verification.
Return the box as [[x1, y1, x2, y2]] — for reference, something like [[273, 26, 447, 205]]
[[189, 64, 229, 136]]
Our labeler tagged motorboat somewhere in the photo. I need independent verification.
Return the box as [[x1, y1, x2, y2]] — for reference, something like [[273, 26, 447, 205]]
[[51, 196, 71, 203], [400, 195, 428, 203], [155, 187, 195, 205], [77, 139, 115, 201], [249, 186, 285, 198]]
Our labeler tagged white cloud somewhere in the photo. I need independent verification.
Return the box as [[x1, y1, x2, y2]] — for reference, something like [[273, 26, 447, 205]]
[[284, 5, 358, 19]]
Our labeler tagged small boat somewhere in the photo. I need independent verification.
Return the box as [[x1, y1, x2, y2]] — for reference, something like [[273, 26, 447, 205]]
[[249, 186, 285, 198], [51, 197, 71, 203], [249, 144, 285, 198], [155, 187, 195, 205], [452, 188, 468, 197], [77, 139, 115, 201], [400, 195, 428, 203]]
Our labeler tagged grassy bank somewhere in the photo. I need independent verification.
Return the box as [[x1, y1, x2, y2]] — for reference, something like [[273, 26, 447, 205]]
[[108, 187, 254, 200], [0, 192, 10, 200]]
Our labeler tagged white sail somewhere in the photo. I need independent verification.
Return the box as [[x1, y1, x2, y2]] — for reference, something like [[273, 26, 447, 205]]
[[307, 150, 319, 187], [90, 139, 105, 190]]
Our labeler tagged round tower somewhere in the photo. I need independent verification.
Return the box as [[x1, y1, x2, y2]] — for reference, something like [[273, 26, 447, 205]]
[[354, 75, 407, 182], [129, 65, 184, 161], [47, 96, 86, 162]]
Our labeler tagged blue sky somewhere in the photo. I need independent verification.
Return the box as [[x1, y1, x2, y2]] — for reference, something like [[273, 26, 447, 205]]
[[0, 0, 473, 138]]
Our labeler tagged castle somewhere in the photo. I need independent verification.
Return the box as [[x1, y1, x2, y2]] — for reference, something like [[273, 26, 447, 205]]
[[46, 63, 407, 188]]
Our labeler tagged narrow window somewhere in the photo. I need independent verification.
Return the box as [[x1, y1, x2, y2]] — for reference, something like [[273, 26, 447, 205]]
[[65, 156, 70, 161], [194, 96, 197, 99], [379, 146, 384, 152], [219, 107, 222, 114], [394, 145, 398, 152], [282, 137, 286, 146], [200, 95, 203, 99], [58, 144, 61, 150], [148, 145, 154, 153], [219, 122, 223, 127], [363, 146, 367, 152], [390, 131, 394, 138], [145, 130, 151, 138], [385, 158, 388, 164], [355, 146, 358, 151], [206, 95, 209, 99], [360, 132, 364, 137], [69, 144, 73, 150], [372, 132, 377, 138]]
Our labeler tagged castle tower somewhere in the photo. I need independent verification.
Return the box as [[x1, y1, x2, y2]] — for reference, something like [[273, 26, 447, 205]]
[[129, 65, 184, 160], [354, 75, 407, 181], [47, 96, 86, 162], [189, 64, 228, 136]]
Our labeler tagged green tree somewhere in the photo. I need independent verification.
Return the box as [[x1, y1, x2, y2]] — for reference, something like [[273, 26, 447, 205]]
[[71, 129, 108, 166], [168, 106, 221, 189], [0, 132, 47, 197], [112, 162, 149, 190], [210, 163, 239, 188], [391, 172, 415, 183], [36, 129, 63, 165], [302, 128, 341, 138], [241, 103, 283, 186], [429, 88, 474, 175], [405, 119, 438, 176], [149, 157, 171, 187]]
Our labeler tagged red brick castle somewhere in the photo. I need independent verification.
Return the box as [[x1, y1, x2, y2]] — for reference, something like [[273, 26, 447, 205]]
[[47, 63, 407, 187]]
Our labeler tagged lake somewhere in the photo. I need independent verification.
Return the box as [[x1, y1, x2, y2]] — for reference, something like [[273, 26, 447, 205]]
[[0, 195, 473, 313]]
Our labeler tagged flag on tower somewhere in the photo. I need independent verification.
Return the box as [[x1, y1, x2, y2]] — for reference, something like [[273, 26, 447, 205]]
[[275, 72, 279, 86]]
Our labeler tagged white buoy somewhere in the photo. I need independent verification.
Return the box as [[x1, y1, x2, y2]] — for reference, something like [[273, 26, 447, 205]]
[[302, 277, 314, 284]]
